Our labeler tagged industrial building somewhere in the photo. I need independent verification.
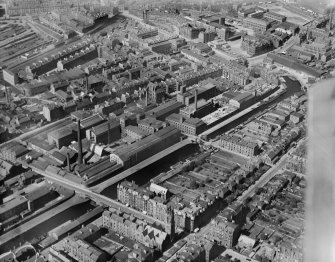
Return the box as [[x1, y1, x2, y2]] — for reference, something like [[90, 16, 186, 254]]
[[145, 99, 184, 121], [264, 12, 287, 22], [243, 17, 271, 32], [166, 114, 207, 136], [220, 134, 259, 157], [86, 120, 121, 145], [110, 126, 181, 168]]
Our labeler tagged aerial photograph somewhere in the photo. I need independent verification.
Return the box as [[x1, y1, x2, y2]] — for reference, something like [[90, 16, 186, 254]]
[[0, 0, 332, 261]]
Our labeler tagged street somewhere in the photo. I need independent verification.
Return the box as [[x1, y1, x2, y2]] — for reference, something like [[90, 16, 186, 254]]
[[238, 153, 290, 203]]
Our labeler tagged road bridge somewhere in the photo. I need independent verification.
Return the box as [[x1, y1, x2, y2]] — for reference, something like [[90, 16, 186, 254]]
[[22, 163, 171, 232]]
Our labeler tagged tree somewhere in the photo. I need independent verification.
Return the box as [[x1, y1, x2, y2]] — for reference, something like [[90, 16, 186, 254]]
[[189, 179, 198, 189], [205, 177, 212, 183]]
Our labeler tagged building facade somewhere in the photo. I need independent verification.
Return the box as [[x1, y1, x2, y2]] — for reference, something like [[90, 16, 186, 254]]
[[220, 134, 259, 157]]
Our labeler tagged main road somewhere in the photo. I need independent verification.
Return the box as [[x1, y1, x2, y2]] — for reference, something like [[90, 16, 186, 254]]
[[237, 152, 290, 203]]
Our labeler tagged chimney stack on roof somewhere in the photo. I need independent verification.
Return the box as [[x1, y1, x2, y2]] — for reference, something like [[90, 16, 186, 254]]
[[77, 119, 83, 165]]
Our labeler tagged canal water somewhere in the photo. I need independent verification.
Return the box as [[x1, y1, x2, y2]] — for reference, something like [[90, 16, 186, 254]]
[[101, 143, 201, 199], [0, 77, 301, 253], [100, 76, 302, 199], [207, 76, 302, 138], [0, 202, 93, 253]]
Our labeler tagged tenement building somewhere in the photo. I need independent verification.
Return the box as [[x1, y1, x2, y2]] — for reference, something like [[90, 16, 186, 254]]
[[102, 208, 170, 251]]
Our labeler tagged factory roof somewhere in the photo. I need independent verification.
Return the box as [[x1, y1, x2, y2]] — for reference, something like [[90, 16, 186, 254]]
[[91, 119, 120, 136], [114, 126, 180, 162], [146, 99, 183, 119], [49, 127, 73, 140], [167, 113, 206, 128], [80, 114, 105, 130], [25, 186, 51, 202], [138, 117, 164, 129], [0, 196, 27, 215], [231, 92, 254, 103]]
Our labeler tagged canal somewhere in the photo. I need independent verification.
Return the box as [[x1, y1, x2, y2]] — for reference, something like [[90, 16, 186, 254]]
[[101, 76, 302, 199], [101, 143, 201, 199], [207, 76, 302, 139], [0, 77, 301, 253], [0, 202, 94, 253]]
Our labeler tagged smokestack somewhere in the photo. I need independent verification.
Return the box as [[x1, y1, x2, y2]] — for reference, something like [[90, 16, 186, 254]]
[[107, 122, 111, 144], [330, 8, 334, 30], [180, 85, 184, 95], [145, 90, 148, 106], [67, 152, 71, 172], [194, 89, 198, 110], [86, 73, 89, 93], [5, 86, 9, 105], [179, 115, 183, 124], [77, 119, 83, 165]]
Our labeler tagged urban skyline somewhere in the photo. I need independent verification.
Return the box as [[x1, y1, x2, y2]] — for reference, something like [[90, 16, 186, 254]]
[[0, 0, 330, 262]]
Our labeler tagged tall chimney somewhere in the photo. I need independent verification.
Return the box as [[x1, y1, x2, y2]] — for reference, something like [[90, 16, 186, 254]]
[[5, 86, 9, 105], [77, 119, 83, 165], [86, 73, 89, 93], [107, 122, 111, 144], [67, 152, 71, 172], [145, 90, 148, 106], [180, 85, 184, 95], [194, 89, 198, 110]]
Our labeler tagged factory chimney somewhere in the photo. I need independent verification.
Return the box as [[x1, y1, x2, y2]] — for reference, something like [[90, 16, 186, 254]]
[[85, 73, 89, 93], [77, 119, 83, 165], [330, 7, 334, 31], [194, 89, 198, 111], [67, 152, 71, 172], [107, 122, 111, 145], [180, 85, 184, 95], [5, 86, 9, 105], [145, 90, 148, 106]]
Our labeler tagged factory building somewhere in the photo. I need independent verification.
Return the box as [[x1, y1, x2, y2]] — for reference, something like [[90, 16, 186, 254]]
[[110, 126, 181, 168], [86, 120, 121, 145], [264, 12, 286, 22], [145, 99, 184, 121], [243, 17, 271, 32], [166, 114, 207, 136], [220, 134, 259, 157]]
